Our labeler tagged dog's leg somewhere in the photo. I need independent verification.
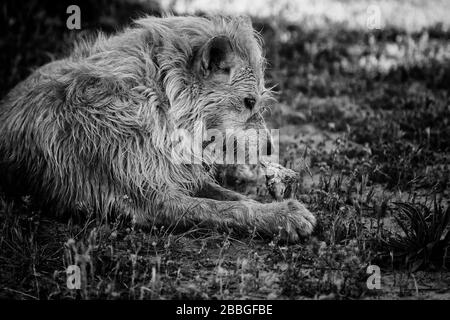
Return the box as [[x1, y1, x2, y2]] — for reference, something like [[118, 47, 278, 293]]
[[141, 195, 316, 242], [195, 182, 249, 201]]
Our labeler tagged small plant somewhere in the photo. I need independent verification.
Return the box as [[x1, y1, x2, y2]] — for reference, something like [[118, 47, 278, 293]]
[[387, 201, 449, 271]]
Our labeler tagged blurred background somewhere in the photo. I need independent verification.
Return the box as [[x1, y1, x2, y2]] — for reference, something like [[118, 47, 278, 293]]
[[2, 0, 450, 98]]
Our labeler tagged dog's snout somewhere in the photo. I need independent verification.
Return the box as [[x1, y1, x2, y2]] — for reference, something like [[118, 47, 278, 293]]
[[244, 97, 256, 110]]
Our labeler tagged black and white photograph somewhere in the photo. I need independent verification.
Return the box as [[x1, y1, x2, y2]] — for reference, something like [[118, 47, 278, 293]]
[[0, 0, 449, 305]]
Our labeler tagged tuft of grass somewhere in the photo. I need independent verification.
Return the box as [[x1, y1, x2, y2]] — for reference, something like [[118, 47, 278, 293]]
[[386, 201, 449, 271]]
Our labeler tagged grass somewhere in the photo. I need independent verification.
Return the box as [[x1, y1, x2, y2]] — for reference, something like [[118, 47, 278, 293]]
[[0, 0, 449, 299], [386, 201, 449, 271]]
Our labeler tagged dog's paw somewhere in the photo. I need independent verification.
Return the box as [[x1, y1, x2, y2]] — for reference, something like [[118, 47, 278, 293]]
[[247, 199, 316, 242], [276, 200, 316, 242]]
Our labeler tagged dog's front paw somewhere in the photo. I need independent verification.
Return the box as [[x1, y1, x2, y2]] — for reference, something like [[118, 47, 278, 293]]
[[275, 200, 316, 242], [248, 199, 316, 242]]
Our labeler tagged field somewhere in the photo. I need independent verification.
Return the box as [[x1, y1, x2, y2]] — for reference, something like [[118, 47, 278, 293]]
[[0, 0, 449, 299]]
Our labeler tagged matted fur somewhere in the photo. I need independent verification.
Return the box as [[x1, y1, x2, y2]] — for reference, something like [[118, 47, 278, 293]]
[[0, 15, 315, 242]]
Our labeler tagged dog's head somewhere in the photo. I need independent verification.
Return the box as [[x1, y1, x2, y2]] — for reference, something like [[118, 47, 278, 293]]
[[188, 16, 274, 164], [138, 16, 274, 164], [191, 17, 272, 134]]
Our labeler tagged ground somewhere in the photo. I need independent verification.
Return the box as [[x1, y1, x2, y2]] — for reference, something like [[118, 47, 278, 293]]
[[0, 0, 449, 299]]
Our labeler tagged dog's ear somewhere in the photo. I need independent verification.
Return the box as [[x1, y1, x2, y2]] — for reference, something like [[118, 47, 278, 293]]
[[196, 36, 234, 77]]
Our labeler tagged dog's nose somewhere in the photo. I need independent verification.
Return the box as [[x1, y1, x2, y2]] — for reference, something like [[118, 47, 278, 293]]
[[244, 97, 256, 110]]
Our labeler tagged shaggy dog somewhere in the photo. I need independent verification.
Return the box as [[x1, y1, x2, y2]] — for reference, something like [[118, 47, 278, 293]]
[[0, 15, 315, 242]]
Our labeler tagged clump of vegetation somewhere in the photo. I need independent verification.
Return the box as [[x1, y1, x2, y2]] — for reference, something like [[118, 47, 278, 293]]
[[386, 201, 449, 271]]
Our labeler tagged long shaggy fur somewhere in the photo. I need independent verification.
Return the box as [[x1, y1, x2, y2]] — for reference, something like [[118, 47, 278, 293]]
[[0, 15, 315, 241]]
